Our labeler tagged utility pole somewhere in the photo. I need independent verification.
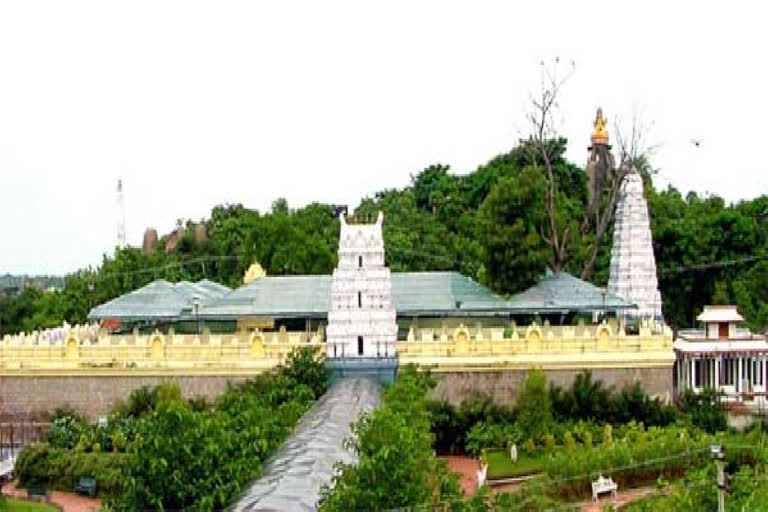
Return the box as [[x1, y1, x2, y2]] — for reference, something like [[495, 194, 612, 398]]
[[117, 179, 127, 249], [712, 444, 727, 512]]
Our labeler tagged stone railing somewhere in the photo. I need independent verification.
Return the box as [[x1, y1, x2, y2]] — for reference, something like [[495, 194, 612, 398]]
[[395, 322, 674, 369], [0, 327, 323, 373]]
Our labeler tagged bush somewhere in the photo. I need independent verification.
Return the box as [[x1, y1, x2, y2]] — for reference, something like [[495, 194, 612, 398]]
[[465, 422, 521, 456], [681, 388, 727, 433], [15, 443, 131, 497], [550, 371, 677, 427], [516, 369, 552, 442], [544, 424, 713, 499], [428, 395, 514, 455], [46, 415, 89, 449]]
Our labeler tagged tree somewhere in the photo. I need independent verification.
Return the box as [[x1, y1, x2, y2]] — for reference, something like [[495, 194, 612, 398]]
[[523, 59, 577, 272], [477, 169, 550, 293]]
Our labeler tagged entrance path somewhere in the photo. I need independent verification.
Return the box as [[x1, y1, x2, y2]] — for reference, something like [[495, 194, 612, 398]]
[[578, 485, 661, 511], [2, 480, 100, 512], [440, 456, 481, 496]]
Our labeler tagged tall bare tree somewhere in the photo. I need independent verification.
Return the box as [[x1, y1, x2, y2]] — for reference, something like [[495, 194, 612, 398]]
[[524, 58, 576, 272]]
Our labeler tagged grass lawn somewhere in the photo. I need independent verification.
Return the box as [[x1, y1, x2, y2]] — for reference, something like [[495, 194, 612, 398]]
[[0, 497, 59, 512], [485, 448, 548, 479]]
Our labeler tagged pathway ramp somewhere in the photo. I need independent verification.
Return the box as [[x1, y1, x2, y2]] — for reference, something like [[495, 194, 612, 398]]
[[229, 377, 380, 511]]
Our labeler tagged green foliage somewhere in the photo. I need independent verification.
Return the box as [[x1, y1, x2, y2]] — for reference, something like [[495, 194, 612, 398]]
[[428, 396, 515, 455], [15, 443, 131, 498], [15, 348, 322, 510], [277, 345, 329, 399], [544, 424, 713, 499], [318, 366, 461, 511], [476, 169, 549, 292], [465, 422, 521, 456], [550, 371, 678, 426], [602, 424, 613, 446], [681, 388, 728, 433], [46, 415, 89, 450], [0, 496, 60, 512], [516, 369, 553, 442]]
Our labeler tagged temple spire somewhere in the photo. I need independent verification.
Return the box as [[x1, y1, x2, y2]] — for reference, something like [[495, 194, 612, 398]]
[[607, 170, 663, 320]]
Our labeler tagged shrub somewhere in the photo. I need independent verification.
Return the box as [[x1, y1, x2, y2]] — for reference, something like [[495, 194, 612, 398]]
[[550, 371, 677, 427], [46, 414, 89, 449], [516, 369, 552, 442], [428, 395, 514, 455], [465, 422, 521, 456], [522, 438, 537, 456], [15, 443, 131, 497], [563, 431, 576, 452], [603, 424, 613, 446], [544, 424, 713, 499], [681, 388, 727, 433], [543, 433, 556, 453]]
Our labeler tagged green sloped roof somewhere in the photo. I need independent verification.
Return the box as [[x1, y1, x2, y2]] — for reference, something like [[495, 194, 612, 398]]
[[88, 271, 634, 322], [200, 275, 333, 319], [505, 272, 636, 313], [88, 279, 231, 321], [392, 272, 509, 315], [198, 271, 510, 319]]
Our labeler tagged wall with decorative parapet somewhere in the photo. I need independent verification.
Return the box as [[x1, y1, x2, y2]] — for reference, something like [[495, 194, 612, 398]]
[[1, 321, 674, 416], [0, 326, 324, 419], [0, 326, 324, 372], [396, 321, 675, 405]]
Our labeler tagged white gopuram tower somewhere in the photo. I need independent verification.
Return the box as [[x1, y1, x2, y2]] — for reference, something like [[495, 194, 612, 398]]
[[607, 171, 663, 320], [326, 211, 397, 359]]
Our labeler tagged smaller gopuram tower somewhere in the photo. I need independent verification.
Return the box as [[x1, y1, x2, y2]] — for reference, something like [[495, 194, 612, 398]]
[[326, 211, 398, 360], [607, 156, 663, 320]]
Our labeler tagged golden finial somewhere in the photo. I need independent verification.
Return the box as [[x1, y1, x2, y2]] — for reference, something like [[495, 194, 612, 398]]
[[591, 107, 609, 145]]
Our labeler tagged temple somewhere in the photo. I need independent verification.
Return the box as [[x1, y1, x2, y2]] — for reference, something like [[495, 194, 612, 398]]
[[1, 109, 682, 419]]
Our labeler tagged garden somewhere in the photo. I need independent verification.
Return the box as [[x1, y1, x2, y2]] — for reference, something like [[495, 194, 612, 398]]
[[12, 346, 327, 511], [414, 369, 768, 510]]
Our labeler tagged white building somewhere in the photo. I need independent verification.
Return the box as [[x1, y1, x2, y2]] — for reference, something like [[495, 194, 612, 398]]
[[326, 212, 397, 359], [607, 170, 663, 320], [674, 305, 768, 402]]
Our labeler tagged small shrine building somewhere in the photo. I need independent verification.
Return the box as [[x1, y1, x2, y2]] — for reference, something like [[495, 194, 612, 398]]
[[674, 305, 768, 402]]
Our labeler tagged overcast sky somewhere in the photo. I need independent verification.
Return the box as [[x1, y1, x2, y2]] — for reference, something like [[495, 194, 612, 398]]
[[1, 1, 766, 275]]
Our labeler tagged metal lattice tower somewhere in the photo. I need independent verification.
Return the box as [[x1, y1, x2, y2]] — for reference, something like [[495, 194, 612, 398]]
[[116, 179, 126, 249]]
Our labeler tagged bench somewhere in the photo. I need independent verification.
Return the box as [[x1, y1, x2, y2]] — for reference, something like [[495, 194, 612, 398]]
[[26, 480, 48, 501], [75, 477, 97, 497], [591, 475, 618, 502]]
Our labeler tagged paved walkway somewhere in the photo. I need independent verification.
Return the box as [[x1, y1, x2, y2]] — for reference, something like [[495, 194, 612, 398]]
[[2, 480, 101, 512], [230, 377, 381, 511], [440, 456, 481, 496], [578, 485, 660, 511]]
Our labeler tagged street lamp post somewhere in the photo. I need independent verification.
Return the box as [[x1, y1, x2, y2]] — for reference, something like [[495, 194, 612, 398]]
[[711, 444, 727, 512]]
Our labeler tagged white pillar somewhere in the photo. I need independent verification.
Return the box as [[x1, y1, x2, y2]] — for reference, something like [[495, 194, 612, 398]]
[[715, 357, 721, 391], [738, 357, 743, 395], [691, 358, 697, 391]]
